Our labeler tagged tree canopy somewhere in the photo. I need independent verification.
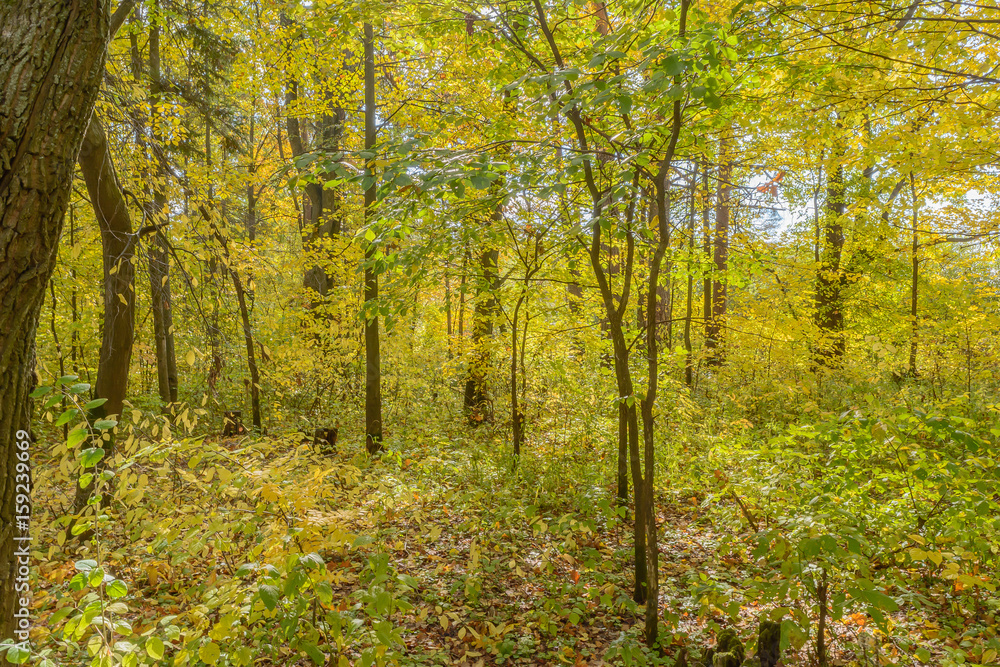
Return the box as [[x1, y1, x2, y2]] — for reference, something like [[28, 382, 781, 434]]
[[1, 0, 1000, 665]]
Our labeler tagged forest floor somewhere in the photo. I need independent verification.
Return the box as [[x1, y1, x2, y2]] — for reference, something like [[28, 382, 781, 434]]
[[25, 409, 987, 667]]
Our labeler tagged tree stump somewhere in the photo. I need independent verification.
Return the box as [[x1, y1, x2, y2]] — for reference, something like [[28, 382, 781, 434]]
[[703, 629, 745, 667], [694, 621, 781, 667], [313, 427, 338, 455], [222, 411, 246, 437], [758, 621, 781, 667]]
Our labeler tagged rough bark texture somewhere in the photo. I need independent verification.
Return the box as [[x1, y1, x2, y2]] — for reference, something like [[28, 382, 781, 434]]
[[0, 0, 109, 640]]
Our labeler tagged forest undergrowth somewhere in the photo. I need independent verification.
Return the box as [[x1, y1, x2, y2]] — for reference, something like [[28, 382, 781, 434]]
[[20, 381, 1000, 667]]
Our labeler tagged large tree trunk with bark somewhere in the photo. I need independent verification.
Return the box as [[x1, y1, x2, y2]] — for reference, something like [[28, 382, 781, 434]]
[[0, 0, 109, 641]]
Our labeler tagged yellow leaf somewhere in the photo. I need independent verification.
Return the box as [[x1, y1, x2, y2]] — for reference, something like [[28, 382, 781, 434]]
[[199, 642, 221, 666], [439, 615, 449, 631], [186, 350, 196, 366]]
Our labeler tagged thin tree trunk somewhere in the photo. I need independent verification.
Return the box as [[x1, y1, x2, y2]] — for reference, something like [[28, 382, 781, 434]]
[[707, 138, 731, 364], [70, 207, 80, 375], [527, 0, 651, 607], [702, 159, 712, 347], [685, 164, 697, 387], [458, 250, 467, 342], [445, 270, 453, 358], [207, 214, 262, 430], [640, 2, 688, 643], [0, 1, 109, 640], [281, 13, 345, 310], [817, 569, 829, 667], [49, 282, 68, 441], [204, 124, 223, 392], [510, 291, 527, 458], [363, 22, 383, 453], [146, 4, 178, 404], [909, 172, 919, 377]]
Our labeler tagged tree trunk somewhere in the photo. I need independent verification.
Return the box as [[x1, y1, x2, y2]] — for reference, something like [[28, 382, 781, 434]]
[[207, 215, 262, 431], [510, 291, 527, 458], [146, 5, 178, 404], [463, 244, 499, 420], [707, 138, 730, 364], [71, 118, 138, 517], [813, 161, 846, 367], [0, 0, 109, 641], [685, 164, 697, 387], [77, 119, 136, 425], [363, 22, 383, 454], [908, 172, 919, 377], [445, 270, 453, 358], [639, 4, 688, 642], [817, 568, 829, 667], [702, 159, 712, 348], [282, 14, 345, 308]]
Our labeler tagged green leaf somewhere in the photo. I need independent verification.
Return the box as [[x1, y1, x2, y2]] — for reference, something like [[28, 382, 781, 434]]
[[75, 559, 98, 572], [300, 552, 325, 570], [68, 383, 91, 395], [79, 473, 94, 489], [617, 95, 632, 115], [55, 408, 79, 427], [107, 579, 128, 599], [93, 419, 118, 431], [315, 581, 334, 605], [259, 584, 281, 611], [79, 447, 105, 468], [234, 562, 258, 577], [301, 642, 325, 665], [71, 521, 92, 536], [68, 428, 88, 449], [864, 590, 899, 612], [30, 386, 52, 398], [3, 644, 30, 664], [83, 398, 108, 411]]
